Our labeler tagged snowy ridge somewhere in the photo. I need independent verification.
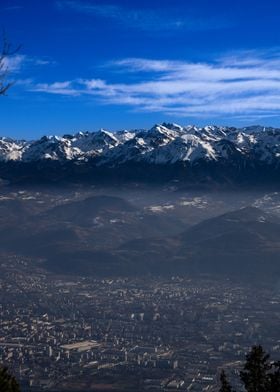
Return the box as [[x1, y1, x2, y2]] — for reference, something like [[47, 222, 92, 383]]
[[0, 124, 280, 166]]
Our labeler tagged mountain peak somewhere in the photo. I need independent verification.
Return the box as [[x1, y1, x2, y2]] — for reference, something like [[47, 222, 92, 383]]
[[1, 124, 280, 184]]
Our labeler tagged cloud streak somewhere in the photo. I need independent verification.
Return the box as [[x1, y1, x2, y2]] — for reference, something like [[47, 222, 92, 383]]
[[2, 5, 23, 11], [56, 0, 229, 32], [29, 50, 280, 119], [2, 55, 26, 72], [3, 54, 56, 75]]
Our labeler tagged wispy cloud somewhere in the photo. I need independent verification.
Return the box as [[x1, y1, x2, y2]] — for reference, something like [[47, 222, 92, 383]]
[[3, 55, 56, 73], [2, 5, 23, 11], [29, 50, 280, 119], [56, 0, 230, 32], [2, 55, 26, 72], [33, 81, 80, 96]]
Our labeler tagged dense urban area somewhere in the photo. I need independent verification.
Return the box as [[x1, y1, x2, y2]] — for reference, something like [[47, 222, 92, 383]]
[[1, 253, 280, 391]]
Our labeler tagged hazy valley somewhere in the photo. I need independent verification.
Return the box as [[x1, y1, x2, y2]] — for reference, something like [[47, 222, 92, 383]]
[[1, 184, 280, 281]]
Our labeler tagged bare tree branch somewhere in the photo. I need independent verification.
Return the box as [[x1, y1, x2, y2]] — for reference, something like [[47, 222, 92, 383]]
[[0, 32, 21, 95]]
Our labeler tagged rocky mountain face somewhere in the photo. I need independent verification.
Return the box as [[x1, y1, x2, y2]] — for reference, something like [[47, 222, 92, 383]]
[[1, 123, 280, 184]]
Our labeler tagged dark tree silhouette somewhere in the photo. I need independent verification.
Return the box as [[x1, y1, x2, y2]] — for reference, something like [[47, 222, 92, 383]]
[[0, 366, 20, 391], [269, 361, 280, 392], [0, 34, 20, 95], [240, 345, 271, 392], [219, 369, 234, 392], [219, 346, 280, 391]]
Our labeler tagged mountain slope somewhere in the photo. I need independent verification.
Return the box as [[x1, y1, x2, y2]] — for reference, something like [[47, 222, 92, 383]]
[[0, 195, 279, 279], [0, 194, 186, 271], [1, 124, 280, 184], [117, 206, 280, 278]]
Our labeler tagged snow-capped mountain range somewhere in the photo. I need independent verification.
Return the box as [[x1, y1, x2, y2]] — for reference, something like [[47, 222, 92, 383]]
[[1, 123, 280, 165], [1, 123, 280, 184]]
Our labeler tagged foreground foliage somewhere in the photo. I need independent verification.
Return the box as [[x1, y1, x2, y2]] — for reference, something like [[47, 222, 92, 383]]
[[220, 345, 280, 392], [0, 366, 20, 391]]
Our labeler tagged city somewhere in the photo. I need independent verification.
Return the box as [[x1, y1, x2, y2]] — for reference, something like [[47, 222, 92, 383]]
[[1, 253, 279, 391]]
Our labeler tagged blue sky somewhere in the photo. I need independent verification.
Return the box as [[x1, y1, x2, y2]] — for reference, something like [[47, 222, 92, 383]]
[[1, 0, 280, 138]]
